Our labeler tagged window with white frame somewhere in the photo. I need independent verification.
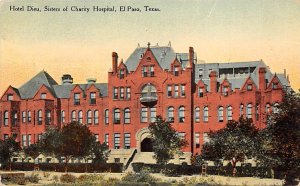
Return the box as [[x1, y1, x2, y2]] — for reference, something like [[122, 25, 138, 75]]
[[198, 87, 204, 97], [126, 87, 131, 99], [142, 66, 148, 77], [113, 87, 118, 99], [124, 133, 131, 149], [119, 69, 124, 79], [22, 135, 27, 147], [203, 107, 209, 122], [22, 111, 26, 123], [7, 94, 13, 101], [4, 111, 9, 126], [167, 107, 174, 122], [124, 108, 130, 124], [150, 65, 154, 77], [74, 93, 80, 105], [272, 103, 279, 114], [120, 87, 125, 99], [27, 111, 31, 122], [150, 107, 157, 123], [167, 85, 172, 97], [46, 110, 51, 125], [87, 110, 92, 124], [180, 84, 186, 97], [78, 110, 83, 123], [174, 85, 179, 97], [90, 92, 96, 104], [41, 93, 47, 99], [195, 107, 200, 122], [104, 109, 109, 124], [218, 106, 224, 122], [141, 108, 148, 122], [61, 111, 65, 123], [71, 110, 76, 121], [94, 110, 99, 125], [114, 109, 120, 124], [28, 134, 31, 146], [114, 133, 120, 149], [227, 106, 233, 121], [178, 106, 185, 123], [195, 133, 200, 148], [38, 110, 42, 124], [174, 66, 179, 76], [246, 104, 252, 118]]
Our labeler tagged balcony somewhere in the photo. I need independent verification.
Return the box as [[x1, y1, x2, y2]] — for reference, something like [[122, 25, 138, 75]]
[[140, 93, 158, 103]]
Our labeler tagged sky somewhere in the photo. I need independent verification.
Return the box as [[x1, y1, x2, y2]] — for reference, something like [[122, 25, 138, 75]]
[[0, 0, 299, 94]]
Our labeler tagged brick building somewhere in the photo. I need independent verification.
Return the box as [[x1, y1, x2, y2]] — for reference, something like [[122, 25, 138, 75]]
[[0, 43, 291, 164]]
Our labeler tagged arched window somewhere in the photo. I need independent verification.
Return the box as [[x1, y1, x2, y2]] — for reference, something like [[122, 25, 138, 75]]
[[71, 110, 76, 121], [104, 109, 109, 124], [167, 107, 174, 122], [141, 84, 157, 98], [178, 106, 185, 123], [78, 110, 83, 123], [227, 106, 233, 121], [203, 107, 209, 122], [218, 106, 224, 122], [114, 108, 120, 124], [87, 110, 92, 124], [265, 103, 270, 114], [124, 108, 130, 124], [46, 110, 51, 125], [61, 111, 65, 123], [94, 110, 99, 124], [195, 107, 200, 122], [4, 111, 9, 126], [246, 104, 252, 119], [239, 104, 244, 117], [38, 110, 43, 124]]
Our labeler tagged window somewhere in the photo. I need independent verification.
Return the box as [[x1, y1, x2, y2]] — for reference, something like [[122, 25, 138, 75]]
[[113, 87, 118, 99], [198, 87, 204, 97], [198, 68, 203, 78], [119, 69, 124, 79], [120, 87, 124, 99], [12, 111, 18, 126], [141, 108, 148, 122], [46, 110, 51, 125], [114, 109, 120, 124], [124, 108, 130, 124], [105, 134, 109, 146], [178, 106, 185, 123], [265, 103, 270, 114], [180, 84, 186, 97], [150, 107, 156, 123], [90, 92, 96, 104], [61, 111, 65, 123], [78, 110, 83, 123], [195, 107, 200, 122], [7, 94, 13, 101], [272, 83, 278, 90], [104, 109, 109, 124], [38, 110, 42, 125], [272, 103, 279, 114], [142, 66, 148, 77], [178, 132, 185, 140], [74, 93, 80, 105], [4, 134, 9, 140], [126, 87, 131, 99], [240, 104, 244, 117], [41, 93, 47, 99], [174, 67, 179, 76], [94, 110, 99, 124], [174, 85, 179, 97], [27, 111, 31, 122], [22, 135, 27, 147], [141, 84, 157, 99], [150, 65, 154, 77], [203, 133, 210, 143], [247, 84, 252, 91], [22, 111, 26, 123], [114, 133, 120, 149], [167, 107, 174, 122], [218, 106, 224, 122], [95, 134, 99, 142], [246, 104, 252, 119], [203, 107, 209, 122], [28, 134, 31, 146], [195, 133, 200, 148], [167, 85, 172, 97], [124, 133, 131, 149], [4, 111, 8, 126], [227, 106, 233, 121], [71, 110, 76, 121], [38, 134, 42, 141], [223, 87, 228, 96], [87, 110, 92, 124]]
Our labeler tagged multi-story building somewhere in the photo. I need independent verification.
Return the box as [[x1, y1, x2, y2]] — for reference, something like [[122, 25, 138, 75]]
[[0, 43, 291, 164]]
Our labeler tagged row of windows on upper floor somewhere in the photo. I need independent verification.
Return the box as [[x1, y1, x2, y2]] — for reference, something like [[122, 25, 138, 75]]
[[1, 110, 52, 126]]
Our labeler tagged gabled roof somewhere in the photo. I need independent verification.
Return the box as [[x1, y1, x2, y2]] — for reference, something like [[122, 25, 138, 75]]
[[18, 71, 58, 99]]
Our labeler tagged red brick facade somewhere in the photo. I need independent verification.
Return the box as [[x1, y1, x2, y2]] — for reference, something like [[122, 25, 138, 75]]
[[0, 44, 290, 155]]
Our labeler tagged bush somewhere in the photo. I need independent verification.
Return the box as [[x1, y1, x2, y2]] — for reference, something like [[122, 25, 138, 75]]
[[122, 171, 159, 183], [25, 173, 40, 183], [60, 173, 77, 183], [10, 176, 26, 185]]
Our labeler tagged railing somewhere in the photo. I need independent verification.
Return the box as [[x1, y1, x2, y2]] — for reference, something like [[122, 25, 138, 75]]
[[124, 149, 137, 170], [140, 93, 158, 103]]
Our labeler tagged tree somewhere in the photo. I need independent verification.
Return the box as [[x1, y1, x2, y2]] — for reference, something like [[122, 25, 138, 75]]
[[258, 92, 300, 185], [39, 121, 96, 172], [91, 142, 110, 163], [0, 137, 21, 170], [23, 144, 41, 162], [148, 116, 187, 169], [201, 118, 260, 164]]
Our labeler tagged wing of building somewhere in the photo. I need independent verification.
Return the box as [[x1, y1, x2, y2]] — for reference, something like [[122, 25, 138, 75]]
[[0, 43, 291, 164]]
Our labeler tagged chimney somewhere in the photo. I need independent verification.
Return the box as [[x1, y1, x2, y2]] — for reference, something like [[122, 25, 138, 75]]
[[87, 78, 96, 84], [188, 47, 194, 68], [284, 69, 286, 78], [209, 71, 217, 93], [112, 52, 118, 74], [61, 74, 73, 85], [258, 67, 266, 90]]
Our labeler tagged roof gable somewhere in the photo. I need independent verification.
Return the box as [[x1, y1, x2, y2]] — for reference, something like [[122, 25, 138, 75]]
[[0, 86, 21, 101], [32, 84, 56, 100], [267, 75, 283, 90], [241, 76, 258, 91]]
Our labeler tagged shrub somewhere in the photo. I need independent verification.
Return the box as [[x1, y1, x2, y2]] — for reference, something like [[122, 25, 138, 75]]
[[122, 171, 159, 183], [10, 176, 26, 185], [52, 175, 59, 182], [25, 173, 39, 183], [60, 173, 77, 183]]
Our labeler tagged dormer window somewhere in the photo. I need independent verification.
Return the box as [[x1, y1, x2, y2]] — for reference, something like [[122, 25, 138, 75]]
[[223, 87, 228, 96], [41, 93, 47, 99], [7, 94, 13, 101], [198, 87, 204, 97], [247, 84, 252, 91], [272, 83, 278, 90], [142, 66, 148, 77], [74, 93, 80, 105], [119, 69, 124, 79], [174, 67, 179, 76], [90, 92, 96, 104]]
